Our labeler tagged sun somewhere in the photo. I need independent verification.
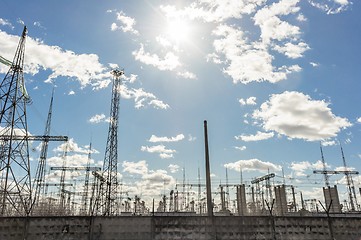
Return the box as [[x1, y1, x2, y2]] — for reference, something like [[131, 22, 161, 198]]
[[165, 17, 191, 43]]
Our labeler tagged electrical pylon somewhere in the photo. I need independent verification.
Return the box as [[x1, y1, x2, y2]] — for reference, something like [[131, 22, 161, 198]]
[[100, 69, 124, 215], [0, 26, 32, 216], [33, 89, 54, 208], [82, 141, 92, 215]]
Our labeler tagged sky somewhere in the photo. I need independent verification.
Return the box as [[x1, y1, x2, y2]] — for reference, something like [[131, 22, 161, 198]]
[[0, 0, 361, 209]]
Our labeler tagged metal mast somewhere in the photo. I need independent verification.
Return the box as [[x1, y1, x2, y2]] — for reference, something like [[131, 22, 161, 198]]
[[33, 90, 54, 207], [340, 145, 357, 211], [320, 144, 330, 187], [101, 69, 123, 216], [82, 142, 92, 215], [0, 26, 32, 216]]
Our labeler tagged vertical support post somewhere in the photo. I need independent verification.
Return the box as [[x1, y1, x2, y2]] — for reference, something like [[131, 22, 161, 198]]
[[204, 120, 213, 217]]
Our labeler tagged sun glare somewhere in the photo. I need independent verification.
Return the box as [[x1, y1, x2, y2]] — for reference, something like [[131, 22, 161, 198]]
[[165, 18, 191, 43]]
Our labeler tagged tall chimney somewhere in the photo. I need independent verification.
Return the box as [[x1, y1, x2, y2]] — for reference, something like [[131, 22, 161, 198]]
[[204, 120, 213, 217]]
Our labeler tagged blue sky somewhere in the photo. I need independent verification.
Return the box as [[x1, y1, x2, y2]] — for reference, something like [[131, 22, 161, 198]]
[[1, 0, 361, 208]]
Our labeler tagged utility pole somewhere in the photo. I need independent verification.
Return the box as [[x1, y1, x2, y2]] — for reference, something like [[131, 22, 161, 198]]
[[204, 120, 213, 217], [0, 26, 32, 216], [100, 69, 124, 216]]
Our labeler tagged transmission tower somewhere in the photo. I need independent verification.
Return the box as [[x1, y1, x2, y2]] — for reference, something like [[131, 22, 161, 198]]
[[100, 69, 124, 215], [81, 141, 92, 215], [0, 26, 32, 216], [33, 90, 54, 207], [340, 145, 358, 211], [320, 144, 330, 187]]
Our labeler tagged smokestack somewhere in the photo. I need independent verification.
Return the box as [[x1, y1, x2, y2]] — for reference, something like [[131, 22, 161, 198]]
[[204, 120, 213, 217]]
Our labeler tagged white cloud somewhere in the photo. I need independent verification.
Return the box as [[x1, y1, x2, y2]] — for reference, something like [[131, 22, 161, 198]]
[[120, 160, 176, 201], [235, 131, 274, 142], [168, 164, 180, 173], [273, 42, 310, 59], [0, 29, 109, 88], [253, 91, 352, 141], [0, 18, 13, 28], [321, 140, 337, 146], [310, 62, 319, 67], [177, 71, 197, 79], [149, 134, 185, 143], [123, 160, 148, 175], [239, 97, 257, 106], [297, 13, 307, 22], [212, 24, 301, 84], [308, 0, 351, 14], [290, 160, 329, 177], [47, 153, 95, 168], [88, 113, 109, 124], [132, 44, 181, 71], [357, 117, 361, 123], [53, 138, 99, 154], [188, 134, 197, 142], [68, 90, 75, 95], [118, 84, 169, 109], [234, 146, 247, 151], [253, 0, 301, 44], [141, 145, 176, 159], [224, 159, 281, 172], [160, 0, 266, 23], [111, 11, 139, 35]]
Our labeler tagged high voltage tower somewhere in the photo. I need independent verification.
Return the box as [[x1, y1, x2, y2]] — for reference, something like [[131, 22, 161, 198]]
[[0, 26, 32, 216], [0, 26, 67, 216], [33, 90, 54, 207], [99, 69, 124, 216]]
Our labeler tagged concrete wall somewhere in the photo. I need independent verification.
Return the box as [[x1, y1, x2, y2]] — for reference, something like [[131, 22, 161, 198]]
[[0, 215, 361, 240]]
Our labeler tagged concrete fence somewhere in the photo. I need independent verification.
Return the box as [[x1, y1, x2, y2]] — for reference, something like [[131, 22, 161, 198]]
[[0, 215, 361, 240]]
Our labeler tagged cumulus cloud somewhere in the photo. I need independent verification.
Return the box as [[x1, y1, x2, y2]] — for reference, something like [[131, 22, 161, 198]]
[[212, 24, 301, 84], [357, 117, 361, 123], [252, 91, 351, 141], [308, 0, 352, 14], [234, 146, 247, 151], [111, 11, 139, 35], [123, 160, 148, 175], [310, 62, 319, 67], [0, 30, 112, 87], [225, 159, 281, 172], [118, 84, 169, 109], [0, 29, 169, 110], [53, 138, 99, 154], [239, 97, 257, 106], [47, 153, 96, 168], [120, 160, 176, 200], [235, 131, 274, 142], [88, 113, 109, 124], [132, 44, 181, 71], [290, 160, 329, 177], [168, 164, 180, 173], [141, 145, 176, 159], [149, 134, 185, 143], [273, 42, 310, 59], [0, 18, 13, 28], [160, 1, 265, 23]]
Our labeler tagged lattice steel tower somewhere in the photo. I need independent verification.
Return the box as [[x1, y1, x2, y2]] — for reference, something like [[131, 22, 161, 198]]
[[100, 69, 124, 215], [0, 26, 32, 216], [33, 90, 54, 207]]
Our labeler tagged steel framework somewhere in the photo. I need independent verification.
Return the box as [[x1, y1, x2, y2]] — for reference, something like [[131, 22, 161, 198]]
[[99, 69, 124, 215], [0, 26, 32, 216]]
